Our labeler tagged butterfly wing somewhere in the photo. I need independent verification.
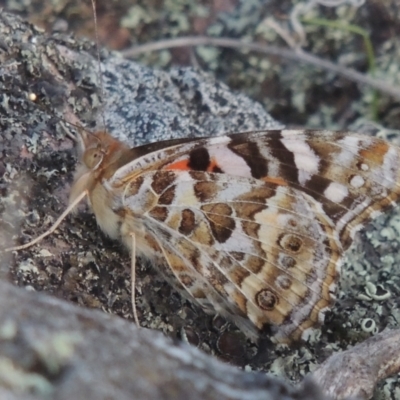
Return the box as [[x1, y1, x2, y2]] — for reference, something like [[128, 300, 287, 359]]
[[115, 169, 341, 342], [104, 129, 400, 342]]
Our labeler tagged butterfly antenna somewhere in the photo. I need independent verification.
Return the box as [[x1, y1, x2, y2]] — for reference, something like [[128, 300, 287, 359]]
[[91, 0, 107, 131], [5, 190, 88, 252], [59, 119, 96, 142]]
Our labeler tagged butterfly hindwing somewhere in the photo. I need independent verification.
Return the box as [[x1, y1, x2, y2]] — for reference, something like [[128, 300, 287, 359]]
[[114, 169, 341, 342]]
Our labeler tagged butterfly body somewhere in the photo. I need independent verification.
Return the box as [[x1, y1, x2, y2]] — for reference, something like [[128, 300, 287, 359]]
[[69, 128, 400, 343]]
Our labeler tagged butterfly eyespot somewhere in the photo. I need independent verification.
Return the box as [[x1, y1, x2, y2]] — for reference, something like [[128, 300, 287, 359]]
[[283, 256, 296, 268], [288, 219, 298, 228], [278, 233, 303, 253], [279, 255, 296, 269], [256, 289, 278, 311], [275, 275, 292, 290]]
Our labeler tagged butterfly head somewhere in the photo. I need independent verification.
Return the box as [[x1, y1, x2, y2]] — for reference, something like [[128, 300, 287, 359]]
[[69, 129, 130, 206], [77, 130, 129, 172], [81, 136, 105, 171]]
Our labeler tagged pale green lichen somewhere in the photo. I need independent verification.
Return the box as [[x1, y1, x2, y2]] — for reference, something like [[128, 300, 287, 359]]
[[0, 357, 53, 395], [0, 320, 17, 340], [121, 5, 154, 29], [31, 332, 82, 375]]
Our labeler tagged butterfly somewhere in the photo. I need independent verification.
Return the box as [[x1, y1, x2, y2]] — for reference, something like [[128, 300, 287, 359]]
[[9, 126, 399, 344]]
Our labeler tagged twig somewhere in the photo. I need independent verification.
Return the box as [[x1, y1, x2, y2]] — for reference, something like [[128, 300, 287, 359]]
[[121, 36, 400, 101]]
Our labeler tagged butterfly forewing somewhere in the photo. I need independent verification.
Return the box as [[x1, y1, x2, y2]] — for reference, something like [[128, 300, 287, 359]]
[[110, 129, 400, 246]]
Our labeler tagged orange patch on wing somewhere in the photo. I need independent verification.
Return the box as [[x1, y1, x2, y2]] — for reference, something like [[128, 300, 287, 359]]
[[165, 157, 222, 172], [262, 176, 288, 186], [164, 159, 190, 171], [359, 141, 389, 164]]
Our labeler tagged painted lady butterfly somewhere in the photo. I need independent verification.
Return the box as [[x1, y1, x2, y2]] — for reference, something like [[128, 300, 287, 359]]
[[4, 0, 400, 345], [10, 126, 400, 343]]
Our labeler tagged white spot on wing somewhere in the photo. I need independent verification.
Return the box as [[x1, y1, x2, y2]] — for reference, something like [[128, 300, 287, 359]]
[[324, 182, 349, 203], [208, 147, 252, 177], [349, 175, 365, 188], [336, 136, 361, 165], [208, 136, 231, 145], [281, 131, 319, 185], [382, 146, 399, 188]]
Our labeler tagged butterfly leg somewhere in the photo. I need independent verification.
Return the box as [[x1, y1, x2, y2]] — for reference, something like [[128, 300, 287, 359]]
[[130, 232, 140, 327]]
